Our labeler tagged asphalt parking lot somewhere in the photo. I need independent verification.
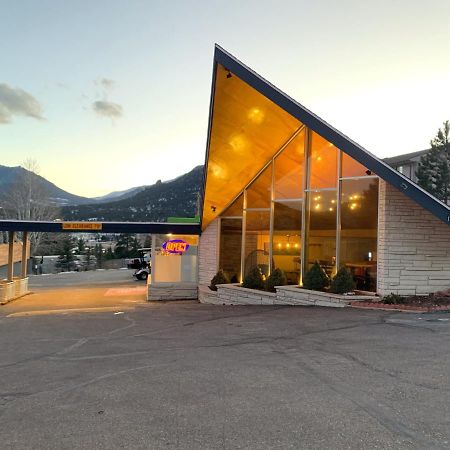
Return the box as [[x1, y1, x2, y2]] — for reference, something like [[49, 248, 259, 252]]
[[1, 273, 450, 449]]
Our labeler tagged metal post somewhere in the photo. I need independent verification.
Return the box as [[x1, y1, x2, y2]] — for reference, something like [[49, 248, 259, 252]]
[[335, 151, 342, 274], [21, 231, 28, 278], [7, 231, 15, 282], [150, 234, 156, 284], [300, 129, 311, 285], [240, 190, 247, 283], [268, 160, 275, 276]]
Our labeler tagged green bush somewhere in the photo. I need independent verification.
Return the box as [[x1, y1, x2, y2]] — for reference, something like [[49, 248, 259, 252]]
[[303, 261, 330, 291], [330, 267, 355, 294], [266, 268, 287, 292], [242, 266, 265, 290], [209, 269, 230, 291], [382, 293, 405, 305]]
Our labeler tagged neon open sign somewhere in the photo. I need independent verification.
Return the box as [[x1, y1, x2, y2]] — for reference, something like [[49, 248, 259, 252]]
[[162, 239, 190, 254]]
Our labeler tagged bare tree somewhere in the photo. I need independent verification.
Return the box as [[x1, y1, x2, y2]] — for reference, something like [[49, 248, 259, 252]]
[[3, 159, 59, 254]]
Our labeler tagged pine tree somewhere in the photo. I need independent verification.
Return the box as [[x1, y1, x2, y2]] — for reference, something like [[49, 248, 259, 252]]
[[55, 237, 75, 272], [416, 121, 450, 204]]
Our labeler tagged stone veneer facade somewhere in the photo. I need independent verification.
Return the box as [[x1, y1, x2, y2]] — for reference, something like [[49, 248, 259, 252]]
[[198, 218, 219, 286], [377, 180, 450, 296]]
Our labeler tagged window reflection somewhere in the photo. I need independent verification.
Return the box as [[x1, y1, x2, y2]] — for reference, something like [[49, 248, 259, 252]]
[[246, 164, 272, 208], [222, 193, 243, 217], [309, 132, 337, 189], [274, 130, 305, 199], [219, 218, 242, 283], [272, 201, 302, 284], [342, 153, 371, 178], [244, 210, 270, 278], [340, 178, 378, 291], [305, 190, 337, 276]]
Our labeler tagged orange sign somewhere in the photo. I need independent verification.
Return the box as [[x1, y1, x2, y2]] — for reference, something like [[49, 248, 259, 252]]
[[62, 222, 103, 231]]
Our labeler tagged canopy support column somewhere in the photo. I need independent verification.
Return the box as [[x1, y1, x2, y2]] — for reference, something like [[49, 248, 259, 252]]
[[7, 231, 15, 282], [21, 231, 28, 278]]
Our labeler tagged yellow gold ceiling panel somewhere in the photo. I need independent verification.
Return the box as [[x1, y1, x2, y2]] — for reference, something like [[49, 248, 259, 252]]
[[202, 64, 301, 229]]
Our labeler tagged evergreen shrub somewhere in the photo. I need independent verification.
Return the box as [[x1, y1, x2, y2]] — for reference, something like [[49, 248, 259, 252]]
[[330, 267, 355, 294], [242, 266, 265, 290], [382, 293, 405, 305], [303, 261, 329, 291], [266, 268, 287, 292], [209, 269, 230, 291]]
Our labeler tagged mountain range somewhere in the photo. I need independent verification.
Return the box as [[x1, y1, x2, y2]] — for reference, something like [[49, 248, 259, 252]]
[[0, 164, 203, 222], [0, 164, 151, 206]]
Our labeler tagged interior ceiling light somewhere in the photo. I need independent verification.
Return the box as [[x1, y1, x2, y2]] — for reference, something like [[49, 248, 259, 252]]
[[229, 134, 247, 153], [248, 107, 265, 124]]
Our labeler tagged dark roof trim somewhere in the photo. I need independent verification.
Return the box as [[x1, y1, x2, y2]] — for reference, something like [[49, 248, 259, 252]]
[[0, 220, 201, 234], [213, 44, 450, 226], [199, 53, 219, 231]]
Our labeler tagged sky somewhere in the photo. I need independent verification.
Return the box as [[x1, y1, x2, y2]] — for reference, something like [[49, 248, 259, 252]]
[[1, 0, 450, 197]]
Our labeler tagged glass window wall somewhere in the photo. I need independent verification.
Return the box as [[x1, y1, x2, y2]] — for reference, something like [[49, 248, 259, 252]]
[[243, 210, 270, 278], [219, 218, 243, 283], [274, 130, 305, 199], [305, 190, 337, 277], [309, 132, 337, 189], [246, 164, 272, 208], [222, 193, 244, 217], [342, 152, 371, 178], [272, 201, 302, 284], [340, 178, 378, 291], [216, 127, 379, 292]]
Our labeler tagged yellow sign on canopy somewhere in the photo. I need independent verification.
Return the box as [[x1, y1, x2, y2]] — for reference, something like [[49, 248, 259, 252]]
[[62, 222, 102, 231]]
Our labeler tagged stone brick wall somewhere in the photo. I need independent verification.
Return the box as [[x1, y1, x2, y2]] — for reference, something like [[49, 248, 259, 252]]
[[198, 219, 219, 285], [377, 180, 450, 296]]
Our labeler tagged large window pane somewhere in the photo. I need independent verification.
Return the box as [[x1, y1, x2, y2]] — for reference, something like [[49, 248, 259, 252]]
[[340, 178, 378, 291], [305, 190, 337, 277], [246, 164, 272, 208], [309, 133, 337, 189], [219, 218, 242, 282], [342, 152, 371, 178], [244, 211, 270, 278], [222, 193, 243, 217], [272, 201, 302, 284], [274, 130, 305, 199]]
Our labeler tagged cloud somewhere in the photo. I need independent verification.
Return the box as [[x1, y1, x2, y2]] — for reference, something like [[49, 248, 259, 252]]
[[95, 78, 115, 90], [0, 83, 44, 124], [98, 78, 116, 89], [92, 100, 123, 118]]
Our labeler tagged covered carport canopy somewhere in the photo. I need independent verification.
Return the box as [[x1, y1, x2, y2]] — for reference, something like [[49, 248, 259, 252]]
[[0, 220, 201, 234], [0, 220, 201, 283]]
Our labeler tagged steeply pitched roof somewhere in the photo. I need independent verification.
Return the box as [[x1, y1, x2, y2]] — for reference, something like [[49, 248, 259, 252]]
[[201, 45, 450, 227], [384, 149, 430, 166]]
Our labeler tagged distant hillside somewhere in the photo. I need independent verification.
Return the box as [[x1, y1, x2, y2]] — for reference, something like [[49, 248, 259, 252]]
[[62, 165, 203, 221], [0, 165, 160, 207], [93, 185, 148, 202], [0, 165, 91, 206]]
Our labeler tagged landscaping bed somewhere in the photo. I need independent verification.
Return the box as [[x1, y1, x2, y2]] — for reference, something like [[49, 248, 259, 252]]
[[351, 291, 450, 312]]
